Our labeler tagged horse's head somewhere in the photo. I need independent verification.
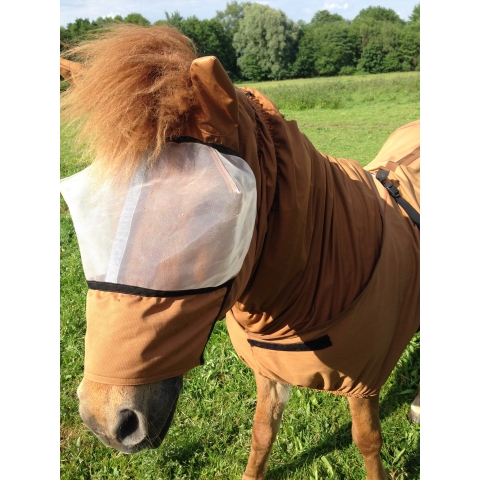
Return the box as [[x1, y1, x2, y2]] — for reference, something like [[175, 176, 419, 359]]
[[61, 25, 259, 453]]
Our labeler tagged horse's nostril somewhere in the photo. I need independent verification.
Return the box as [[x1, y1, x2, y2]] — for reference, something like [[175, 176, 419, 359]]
[[116, 409, 139, 442]]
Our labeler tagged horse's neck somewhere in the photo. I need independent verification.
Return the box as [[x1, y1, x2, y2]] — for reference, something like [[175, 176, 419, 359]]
[[297, 151, 384, 326], [233, 94, 383, 332], [325, 153, 384, 263], [237, 148, 383, 334]]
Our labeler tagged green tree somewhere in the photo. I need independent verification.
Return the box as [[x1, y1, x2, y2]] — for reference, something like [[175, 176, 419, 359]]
[[94, 15, 122, 27], [314, 23, 360, 76], [183, 17, 239, 79], [382, 50, 402, 72], [398, 4, 420, 71], [352, 7, 406, 74], [354, 6, 405, 24], [355, 22, 405, 74], [123, 13, 151, 26], [357, 42, 385, 73], [233, 3, 299, 81], [154, 11, 184, 29], [352, 5, 404, 49], [292, 12, 358, 77], [311, 9, 346, 25], [294, 22, 359, 77], [215, 1, 252, 38], [409, 4, 420, 23], [60, 18, 98, 51], [155, 13, 239, 80], [214, 1, 253, 79]]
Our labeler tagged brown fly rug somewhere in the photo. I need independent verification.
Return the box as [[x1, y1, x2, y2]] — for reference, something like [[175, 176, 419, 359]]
[[225, 113, 419, 397], [60, 24, 419, 398]]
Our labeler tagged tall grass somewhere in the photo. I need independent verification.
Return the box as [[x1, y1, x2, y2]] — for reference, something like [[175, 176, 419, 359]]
[[60, 72, 420, 479], [239, 72, 419, 111]]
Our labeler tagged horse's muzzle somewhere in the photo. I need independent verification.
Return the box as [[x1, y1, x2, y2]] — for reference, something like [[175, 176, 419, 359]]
[[77, 375, 183, 453]]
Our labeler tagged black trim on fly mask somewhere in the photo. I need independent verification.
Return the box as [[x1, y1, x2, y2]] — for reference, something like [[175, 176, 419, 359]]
[[88, 277, 235, 365], [375, 170, 420, 230], [169, 136, 241, 158], [87, 279, 234, 298], [248, 335, 332, 352]]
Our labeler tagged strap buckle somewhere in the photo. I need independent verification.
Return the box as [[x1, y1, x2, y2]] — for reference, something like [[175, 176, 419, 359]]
[[376, 170, 400, 197], [374, 169, 419, 229], [375, 169, 389, 183], [383, 182, 400, 198]]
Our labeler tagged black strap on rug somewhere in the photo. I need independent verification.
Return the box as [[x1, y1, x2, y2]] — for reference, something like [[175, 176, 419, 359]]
[[375, 170, 420, 230]]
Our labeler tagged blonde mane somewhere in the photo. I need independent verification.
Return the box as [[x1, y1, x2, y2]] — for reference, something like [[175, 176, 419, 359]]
[[61, 25, 199, 178]]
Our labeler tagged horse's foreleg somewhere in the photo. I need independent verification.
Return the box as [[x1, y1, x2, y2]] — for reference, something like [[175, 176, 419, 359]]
[[242, 373, 291, 480], [348, 395, 388, 480]]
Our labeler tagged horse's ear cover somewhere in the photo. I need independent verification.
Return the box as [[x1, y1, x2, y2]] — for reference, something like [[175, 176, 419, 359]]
[[189, 56, 239, 144]]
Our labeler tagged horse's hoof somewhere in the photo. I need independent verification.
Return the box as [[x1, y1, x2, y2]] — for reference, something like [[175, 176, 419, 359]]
[[408, 395, 420, 424], [408, 408, 420, 423]]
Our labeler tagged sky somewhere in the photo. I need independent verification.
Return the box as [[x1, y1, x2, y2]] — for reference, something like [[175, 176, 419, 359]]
[[60, 0, 419, 27]]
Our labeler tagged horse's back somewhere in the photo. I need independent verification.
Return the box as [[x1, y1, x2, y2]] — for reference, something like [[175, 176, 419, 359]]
[[365, 120, 420, 214]]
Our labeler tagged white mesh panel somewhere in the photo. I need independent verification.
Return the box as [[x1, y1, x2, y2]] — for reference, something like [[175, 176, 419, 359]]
[[60, 142, 257, 290]]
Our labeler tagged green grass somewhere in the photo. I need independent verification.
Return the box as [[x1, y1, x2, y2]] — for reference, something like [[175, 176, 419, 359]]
[[238, 72, 419, 112], [239, 72, 420, 165], [61, 72, 420, 479]]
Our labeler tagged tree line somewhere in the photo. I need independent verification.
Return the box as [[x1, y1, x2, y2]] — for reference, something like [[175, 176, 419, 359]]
[[60, 2, 420, 82]]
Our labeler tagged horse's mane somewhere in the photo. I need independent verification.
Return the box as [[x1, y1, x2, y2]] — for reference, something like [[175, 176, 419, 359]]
[[61, 24, 199, 178]]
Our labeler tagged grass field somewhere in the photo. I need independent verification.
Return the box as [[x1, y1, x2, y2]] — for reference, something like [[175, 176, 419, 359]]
[[60, 72, 420, 479]]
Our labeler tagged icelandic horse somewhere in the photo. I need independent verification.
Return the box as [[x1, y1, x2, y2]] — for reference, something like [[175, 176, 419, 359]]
[[60, 25, 419, 480]]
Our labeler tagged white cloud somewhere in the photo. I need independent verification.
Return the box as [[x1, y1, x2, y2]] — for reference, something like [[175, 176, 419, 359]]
[[324, 3, 349, 11]]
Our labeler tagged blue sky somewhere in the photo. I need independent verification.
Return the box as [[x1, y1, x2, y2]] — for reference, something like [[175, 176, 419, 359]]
[[60, 1, 419, 27]]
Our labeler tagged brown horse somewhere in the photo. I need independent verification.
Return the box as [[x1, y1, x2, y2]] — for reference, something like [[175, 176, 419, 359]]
[[60, 25, 419, 480]]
